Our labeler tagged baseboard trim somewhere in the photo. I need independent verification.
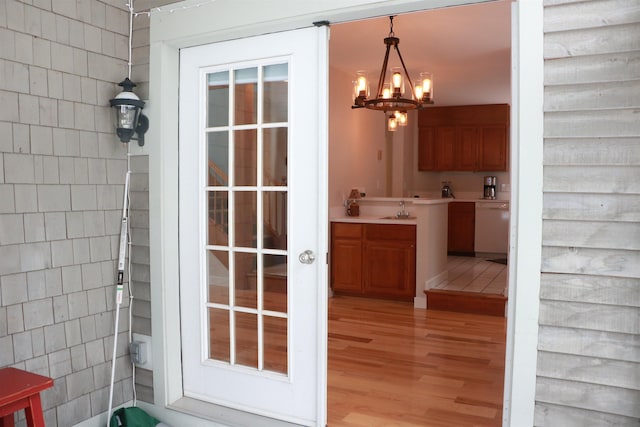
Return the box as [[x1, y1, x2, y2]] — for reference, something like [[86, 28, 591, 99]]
[[425, 289, 507, 317]]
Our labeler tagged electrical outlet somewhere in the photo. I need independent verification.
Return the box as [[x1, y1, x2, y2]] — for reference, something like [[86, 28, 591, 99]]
[[132, 333, 153, 370]]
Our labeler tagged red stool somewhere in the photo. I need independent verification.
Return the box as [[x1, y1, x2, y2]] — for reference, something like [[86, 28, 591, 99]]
[[0, 368, 53, 427]]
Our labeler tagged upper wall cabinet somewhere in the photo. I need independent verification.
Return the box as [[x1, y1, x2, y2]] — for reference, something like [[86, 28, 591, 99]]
[[418, 104, 510, 172]]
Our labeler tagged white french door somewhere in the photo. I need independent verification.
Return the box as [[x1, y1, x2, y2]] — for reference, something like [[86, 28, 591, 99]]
[[178, 27, 328, 425]]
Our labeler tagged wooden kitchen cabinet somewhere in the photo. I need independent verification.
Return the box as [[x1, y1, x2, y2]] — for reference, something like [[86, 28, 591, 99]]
[[448, 202, 475, 255], [418, 104, 509, 172], [331, 222, 416, 300]]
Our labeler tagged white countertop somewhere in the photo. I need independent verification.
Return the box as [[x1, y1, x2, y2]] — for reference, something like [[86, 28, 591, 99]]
[[331, 215, 418, 225]]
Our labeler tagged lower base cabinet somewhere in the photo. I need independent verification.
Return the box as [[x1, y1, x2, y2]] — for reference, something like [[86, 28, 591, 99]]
[[331, 222, 416, 301]]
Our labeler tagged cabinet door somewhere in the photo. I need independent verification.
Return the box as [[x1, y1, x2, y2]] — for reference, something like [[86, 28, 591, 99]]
[[433, 126, 457, 171], [363, 224, 416, 300], [477, 125, 507, 171], [330, 223, 363, 293], [457, 126, 478, 171], [418, 126, 435, 171], [448, 202, 475, 255]]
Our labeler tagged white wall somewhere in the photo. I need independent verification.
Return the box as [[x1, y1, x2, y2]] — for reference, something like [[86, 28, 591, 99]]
[[328, 66, 387, 208]]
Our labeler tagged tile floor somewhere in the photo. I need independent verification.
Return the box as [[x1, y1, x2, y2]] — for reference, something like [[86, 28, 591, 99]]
[[431, 256, 508, 295]]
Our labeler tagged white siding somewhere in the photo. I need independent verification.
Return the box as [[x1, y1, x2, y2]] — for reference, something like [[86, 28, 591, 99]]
[[538, 0, 640, 424]]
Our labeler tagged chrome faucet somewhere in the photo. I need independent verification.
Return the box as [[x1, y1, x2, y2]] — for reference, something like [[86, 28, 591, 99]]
[[397, 201, 409, 218]]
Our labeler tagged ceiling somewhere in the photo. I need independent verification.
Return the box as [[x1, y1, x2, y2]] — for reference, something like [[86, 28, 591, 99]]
[[329, 1, 512, 106]]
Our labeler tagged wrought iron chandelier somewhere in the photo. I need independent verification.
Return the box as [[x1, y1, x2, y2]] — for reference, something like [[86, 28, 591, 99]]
[[352, 16, 434, 131]]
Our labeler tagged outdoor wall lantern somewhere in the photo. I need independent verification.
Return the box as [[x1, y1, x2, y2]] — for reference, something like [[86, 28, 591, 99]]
[[109, 77, 149, 146]]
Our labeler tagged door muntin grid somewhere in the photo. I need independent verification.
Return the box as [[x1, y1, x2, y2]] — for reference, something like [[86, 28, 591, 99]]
[[204, 61, 289, 376]]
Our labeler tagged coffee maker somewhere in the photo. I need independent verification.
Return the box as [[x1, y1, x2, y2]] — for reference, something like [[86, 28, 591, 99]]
[[483, 176, 497, 199]]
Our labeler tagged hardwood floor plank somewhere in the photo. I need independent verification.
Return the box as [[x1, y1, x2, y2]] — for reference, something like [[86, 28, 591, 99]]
[[328, 296, 506, 427]]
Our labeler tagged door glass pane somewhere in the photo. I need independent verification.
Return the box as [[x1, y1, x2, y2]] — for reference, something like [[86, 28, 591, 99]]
[[234, 68, 257, 125], [208, 308, 230, 362], [263, 316, 287, 374], [235, 311, 258, 368], [263, 64, 288, 123], [208, 250, 229, 305], [234, 251, 257, 310], [263, 254, 287, 313], [263, 192, 287, 250], [234, 129, 257, 186], [207, 71, 229, 127], [208, 191, 228, 245], [207, 131, 229, 186], [234, 191, 257, 248], [204, 62, 288, 376], [263, 127, 287, 186]]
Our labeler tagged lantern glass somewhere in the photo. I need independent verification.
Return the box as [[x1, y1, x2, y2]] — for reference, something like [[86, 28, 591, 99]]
[[115, 104, 140, 130]]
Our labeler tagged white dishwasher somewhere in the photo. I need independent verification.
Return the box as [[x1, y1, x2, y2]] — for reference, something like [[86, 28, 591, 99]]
[[475, 201, 510, 255]]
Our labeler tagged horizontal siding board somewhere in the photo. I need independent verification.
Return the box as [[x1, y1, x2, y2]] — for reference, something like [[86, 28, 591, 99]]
[[132, 316, 151, 336], [544, 0, 640, 33], [544, 80, 640, 111], [538, 325, 640, 363], [535, 377, 640, 418], [535, 402, 640, 427], [537, 351, 640, 389], [545, 51, 640, 86], [545, 109, 640, 138], [129, 191, 150, 210], [540, 273, 640, 307], [544, 137, 640, 165], [542, 219, 640, 250], [131, 227, 150, 245], [543, 165, 640, 193], [543, 193, 640, 221], [545, 22, 640, 59], [539, 300, 640, 334], [541, 246, 640, 279]]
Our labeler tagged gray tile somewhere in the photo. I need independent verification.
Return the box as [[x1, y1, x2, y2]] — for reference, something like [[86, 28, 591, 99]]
[[30, 125, 54, 155], [48, 348, 71, 378], [72, 238, 90, 264], [90, 386, 109, 417], [13, 330, 34, 362], [23, 298, 54, 330], [80, 76, 97, 105], [44, 212, 67, 241], [73, 157, 89, 184], [0, 91, 19, 122], [80, 314, 96, 342], [0, 185, 15, 213], [89, 236, 111, 262], [95, 311, 113, 339], [33, 38, 52, 69], [5, 153, 35, 183], [59, 157, 76, 184], [0, 306, 6, 335], [70, 344, 87, 372], [12, 123, 30, 154], [47, 69, 63, 99], [14, 184, 38, 213], [83, 210, 105, 237], [25, 355, 49, 378], [1, 272, 28, 305], [71, 184, 97, 211], [81, 262, 102, 289], [37, 184, 71, 212], [45, 267, 63, 297], [66, 367, 94, 400], [61, 265, 82, 294], [88, 158, 107, 184], [87, 288, 106, 315], [85, 339, 104, 367], [31, 326, 46, 357], [44, 322, 66, 353], [0, 335, 15, 365], [42, 377, 67, 413], [66, 211, 85, 238], [68, 291, 88, 319], [64, 318, 81, 347], [0, 214, 25, 245], [18, 93, 39, 124], [24, 213, 46, 242], [19, 242, 52, 272], [0, 244, 21, 275], [42, 155, 60, 184], [7, 303, 25, 334], [27, 269, 46, 300], [51, 239, 73, 267], [39, 97, 58, 127], [0, 122, 12, 152]]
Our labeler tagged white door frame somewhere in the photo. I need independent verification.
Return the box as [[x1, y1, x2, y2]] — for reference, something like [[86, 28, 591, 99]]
[[148, 1, 543, 425]]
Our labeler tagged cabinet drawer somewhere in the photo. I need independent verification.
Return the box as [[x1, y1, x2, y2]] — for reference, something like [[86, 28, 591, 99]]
[[331, 222, 362, 239], [365, 224, 415, 241]]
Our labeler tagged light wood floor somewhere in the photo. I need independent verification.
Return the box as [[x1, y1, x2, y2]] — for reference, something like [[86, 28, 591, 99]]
[[328, 296, 506, 427], [430, 256, 508, 295]]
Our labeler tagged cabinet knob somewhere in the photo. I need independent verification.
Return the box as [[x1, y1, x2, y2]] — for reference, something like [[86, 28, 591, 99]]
[[298, 250, 316, 264]]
